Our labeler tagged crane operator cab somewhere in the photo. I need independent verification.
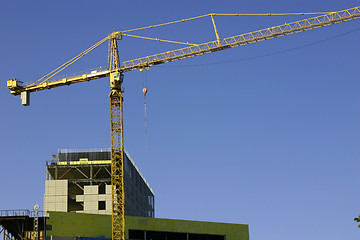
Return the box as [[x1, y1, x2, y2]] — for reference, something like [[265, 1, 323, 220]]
[[110, 72, 124, 90]]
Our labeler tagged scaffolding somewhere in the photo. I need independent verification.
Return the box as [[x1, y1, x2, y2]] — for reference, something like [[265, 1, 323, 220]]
[[0, 210, 46, 240]]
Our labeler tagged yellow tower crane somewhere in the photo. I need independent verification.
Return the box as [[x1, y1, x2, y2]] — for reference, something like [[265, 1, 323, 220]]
[[7, 6, 360, 240]]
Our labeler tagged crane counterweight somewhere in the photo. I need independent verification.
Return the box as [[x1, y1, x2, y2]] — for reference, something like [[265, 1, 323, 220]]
[[21, 91, 30, 106]]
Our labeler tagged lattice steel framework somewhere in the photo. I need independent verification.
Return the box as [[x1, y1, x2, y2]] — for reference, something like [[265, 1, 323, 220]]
[[120, 6, 360, 71], [109, 33, 126, 240], [7, 6, 360, 95]]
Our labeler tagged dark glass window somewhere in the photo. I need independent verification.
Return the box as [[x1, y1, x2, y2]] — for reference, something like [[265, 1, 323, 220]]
[[98, 201, 106, 210], [129, 230, 225, 240], [99, 183, 106, 194]]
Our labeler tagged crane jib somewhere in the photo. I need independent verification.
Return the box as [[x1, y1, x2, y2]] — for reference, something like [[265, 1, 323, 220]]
[[120, 7, 360, 72], [7, 6, 360, 97]]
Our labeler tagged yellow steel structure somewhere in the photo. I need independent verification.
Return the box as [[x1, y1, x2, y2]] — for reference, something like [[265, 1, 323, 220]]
[[57, 160, 111, 165], [108, 32, 126, 240], [6, 6, 360, 240]]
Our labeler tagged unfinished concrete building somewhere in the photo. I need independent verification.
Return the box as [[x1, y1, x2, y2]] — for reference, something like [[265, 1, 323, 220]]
[[44, 148, 154, 217], [0, 149, 249, 240]]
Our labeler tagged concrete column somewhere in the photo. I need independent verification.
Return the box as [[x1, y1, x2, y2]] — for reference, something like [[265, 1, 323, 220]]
[[90, 165, 93, 185], [55, 166, 58, 180], [46, 166, 49, 180]]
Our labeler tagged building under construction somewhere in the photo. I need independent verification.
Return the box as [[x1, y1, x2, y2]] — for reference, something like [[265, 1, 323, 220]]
[[0, 149, 249, 240], [44, 148, 154, 217]]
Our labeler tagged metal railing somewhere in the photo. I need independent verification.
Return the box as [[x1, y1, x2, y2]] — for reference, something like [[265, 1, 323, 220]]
[[58, 148, 111, 154], [48, 66, 109, 82], [0, 210, 45, 218], [20, 66, 109, 87]]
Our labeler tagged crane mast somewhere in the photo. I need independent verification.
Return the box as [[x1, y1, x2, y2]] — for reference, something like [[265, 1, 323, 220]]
[[6, 6, 360, 240], [108, 33, 126, 240]]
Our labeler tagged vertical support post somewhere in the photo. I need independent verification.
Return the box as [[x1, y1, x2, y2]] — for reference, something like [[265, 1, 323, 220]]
[[210, 14, 221, 45], [90, 165, 93, 185], [109, 32, 125, 240], [33, 204, 39, 240]]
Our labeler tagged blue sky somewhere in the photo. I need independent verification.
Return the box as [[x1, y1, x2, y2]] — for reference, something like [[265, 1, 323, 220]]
[[0, 1, 359, 240]]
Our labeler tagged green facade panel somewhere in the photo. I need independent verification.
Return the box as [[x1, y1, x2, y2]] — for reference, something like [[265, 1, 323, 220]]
[[47, 211, 111, 238], [46, 212, 249, 240]]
